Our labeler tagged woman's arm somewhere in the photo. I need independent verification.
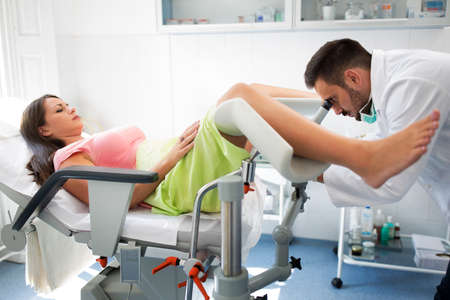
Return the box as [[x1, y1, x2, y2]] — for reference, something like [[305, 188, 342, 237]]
[[59, 121, 199, 208], [130, 120, 199, 208], [249, 83, 319, 99]]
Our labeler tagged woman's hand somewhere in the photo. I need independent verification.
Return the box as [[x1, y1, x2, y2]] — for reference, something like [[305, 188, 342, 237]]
[[165, 121, 200, 166]]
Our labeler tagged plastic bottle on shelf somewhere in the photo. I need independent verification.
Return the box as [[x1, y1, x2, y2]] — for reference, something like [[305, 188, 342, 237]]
[[345, 1, 365, 20], [362, 241, 375, 256], [274, 9, 284, 22], [373, 209, 385, 242], [255, 6, 275, 23], [361, 206, 373, 240], [255, 8, 264, 22], [368, 1, 380, 18], [380, 223, 390, 245], [381, 0, 393, 18], [386, 216, 395, 239], [394, 222, 401, 239], [372, 228, 378, 244], [349, 207, 361, 244]]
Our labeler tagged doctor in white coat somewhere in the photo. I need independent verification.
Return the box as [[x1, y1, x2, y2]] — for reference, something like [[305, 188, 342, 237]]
[[304, 38, 450, 299]]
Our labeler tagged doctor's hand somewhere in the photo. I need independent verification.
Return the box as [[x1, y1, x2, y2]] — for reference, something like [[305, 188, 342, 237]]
[[166, 121, 200, 165]]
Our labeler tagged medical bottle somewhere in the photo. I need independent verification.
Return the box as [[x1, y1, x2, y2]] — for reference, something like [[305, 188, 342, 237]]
[[374, 209, 385, 242], [386, 216, 395, 239], [381, 0, 393, 18], [394, 222, 401, 239], [372, 228, 378, 244], [361, 206, 373, 240], [380, 223, 390, 245]]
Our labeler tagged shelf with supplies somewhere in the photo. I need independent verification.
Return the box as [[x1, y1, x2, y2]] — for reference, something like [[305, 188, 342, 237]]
[[332, 206, 446, 289], [295, 0, 450, 30], [156, 0, 293, 33], [156, 0, 449, 34]]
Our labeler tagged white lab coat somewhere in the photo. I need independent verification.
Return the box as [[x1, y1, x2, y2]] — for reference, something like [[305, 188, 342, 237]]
[[324, 49, 450, 223]]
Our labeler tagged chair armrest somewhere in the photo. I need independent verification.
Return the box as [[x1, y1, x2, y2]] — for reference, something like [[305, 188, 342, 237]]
[[12, 166, 158, 231]]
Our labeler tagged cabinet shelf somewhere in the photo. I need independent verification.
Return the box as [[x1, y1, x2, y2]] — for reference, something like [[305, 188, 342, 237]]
[[157, 0, 292, 33], [156, 0, 450, 34], [295, 17, 450, 30], [157, 22, 291, 34], [295, 0, 450, 30]]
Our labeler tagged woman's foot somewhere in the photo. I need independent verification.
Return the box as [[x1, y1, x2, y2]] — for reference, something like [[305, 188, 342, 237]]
[[361, 109, 440, 188]]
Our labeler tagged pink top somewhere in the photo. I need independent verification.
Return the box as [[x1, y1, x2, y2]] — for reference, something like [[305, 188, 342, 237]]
[[53, 126, 146, 171]]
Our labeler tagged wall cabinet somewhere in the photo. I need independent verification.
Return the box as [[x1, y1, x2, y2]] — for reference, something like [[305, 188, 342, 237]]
[[156, 0, 292, 33], [296, 0, 450, 30], [157, 0, 450, 33]]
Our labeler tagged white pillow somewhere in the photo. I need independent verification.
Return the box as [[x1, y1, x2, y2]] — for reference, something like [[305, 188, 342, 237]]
[[0, 120, 20, 139], [0, 135, 37, 196], [0, 97, 29, 139]]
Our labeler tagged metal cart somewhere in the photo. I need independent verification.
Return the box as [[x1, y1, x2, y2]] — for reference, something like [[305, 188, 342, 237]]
[[332, 207, 447, 288]]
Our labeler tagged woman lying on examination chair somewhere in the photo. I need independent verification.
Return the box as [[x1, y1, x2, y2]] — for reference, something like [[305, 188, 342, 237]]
[[20, 83, 440, 216]]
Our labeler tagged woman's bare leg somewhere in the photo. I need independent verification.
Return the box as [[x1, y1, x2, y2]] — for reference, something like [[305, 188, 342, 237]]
[[216, 83, 439, 188]]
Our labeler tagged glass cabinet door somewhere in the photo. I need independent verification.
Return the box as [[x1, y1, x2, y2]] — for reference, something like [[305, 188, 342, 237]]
[[295, 0, 450, 29], [157, 0, 293, 32]]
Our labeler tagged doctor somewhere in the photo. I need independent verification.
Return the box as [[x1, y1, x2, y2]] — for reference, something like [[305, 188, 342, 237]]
[[304, 38, 450, 299]]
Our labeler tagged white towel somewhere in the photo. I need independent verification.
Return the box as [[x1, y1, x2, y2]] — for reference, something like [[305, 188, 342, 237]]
[[27, 218, 95, 294]]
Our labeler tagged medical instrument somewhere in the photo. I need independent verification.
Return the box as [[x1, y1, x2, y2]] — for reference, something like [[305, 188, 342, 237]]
[[1, 97, 332, 300]]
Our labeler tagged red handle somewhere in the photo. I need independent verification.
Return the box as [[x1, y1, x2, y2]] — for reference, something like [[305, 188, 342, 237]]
[[152, 256, 179, 274], [193, 276, 210, 300], [96, 256, 108, 268], [244, 183, 255, 194]]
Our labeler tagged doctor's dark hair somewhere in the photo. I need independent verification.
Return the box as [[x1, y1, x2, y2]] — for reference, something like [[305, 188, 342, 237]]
[[304, 39, 372, 89], [20, 94, 66, 185]]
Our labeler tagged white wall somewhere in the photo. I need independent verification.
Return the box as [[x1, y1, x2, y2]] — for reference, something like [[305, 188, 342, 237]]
[[52, 0, 449, 241]]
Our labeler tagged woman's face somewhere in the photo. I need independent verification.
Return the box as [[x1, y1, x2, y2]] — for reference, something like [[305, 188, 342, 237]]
[[39, 97, 83, 140]]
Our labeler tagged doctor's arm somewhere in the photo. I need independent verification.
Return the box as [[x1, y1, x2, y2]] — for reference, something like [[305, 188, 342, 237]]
[[249, 83, 319, 99], [322, 78, 446, 207]]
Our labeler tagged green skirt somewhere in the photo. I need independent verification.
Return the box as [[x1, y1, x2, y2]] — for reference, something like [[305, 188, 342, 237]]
[[136, 107, 250, 215]]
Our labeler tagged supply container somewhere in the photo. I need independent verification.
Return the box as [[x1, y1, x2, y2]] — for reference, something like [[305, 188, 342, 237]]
[[361, 206, 373, 240], [372, 228, 378, 243], [368, 1, 380, 18], [394, 222, 401, 239], [180, 18, 195, 25], [386, 216, 394, 239], [321, 0, 337, 20], [256, 6, 275, 22], [345, 2, 365, 19], [381, 1, 393, 18], [406, 0, 422, 18], [423, 0, 446, 17], [374, 209, 385, 242], [362, 241, 375, 257], [167, 18, 180, 25], [381, 224, 390, 245], [196, 18, 209, 24]]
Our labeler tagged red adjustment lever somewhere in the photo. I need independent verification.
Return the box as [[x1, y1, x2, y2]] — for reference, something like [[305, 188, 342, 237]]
[[177, 269, 208, 288], [244, 182, 255, 194], [96, 256, 108, 268], [190, 263, 210, 300], [152, 256, 180, 274]]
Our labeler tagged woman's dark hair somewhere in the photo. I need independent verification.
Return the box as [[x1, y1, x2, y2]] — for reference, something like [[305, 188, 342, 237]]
[[304, 38, 372, 89], [20, 94, 66, 185]]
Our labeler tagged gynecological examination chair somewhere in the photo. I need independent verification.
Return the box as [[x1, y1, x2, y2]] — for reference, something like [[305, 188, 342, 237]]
[[0, 97, 331, 300]]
